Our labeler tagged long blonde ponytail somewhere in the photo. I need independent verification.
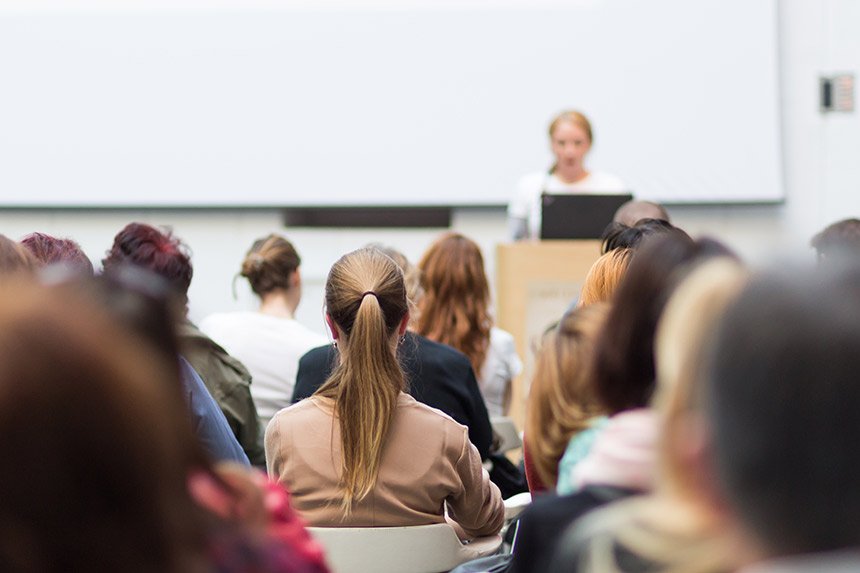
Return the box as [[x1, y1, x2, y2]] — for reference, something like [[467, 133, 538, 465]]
[[316, 248, 407, 514]]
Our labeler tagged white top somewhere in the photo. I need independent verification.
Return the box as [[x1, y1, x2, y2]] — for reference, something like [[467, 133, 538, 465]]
[[508, 171, 628, 239], [478, 327, 523, 417], [200, 311, 328, 426]]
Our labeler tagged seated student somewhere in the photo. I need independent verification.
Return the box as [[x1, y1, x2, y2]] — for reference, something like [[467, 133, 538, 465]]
[[556, 236, 736, 495], [91, 265, 249, 466], [201, 234, 327, 428], [600, 218, 689, 255], [19, 231, 94, 275], [545, 259, 747, 573], [0, 279, 329, 573], [523, 303, 609, 494], [576, 248, 632, 307], [417, 233, 522, 418], [267, 248, 505, 537], [292, 245, 494, 462], [102, 222, 265, 465], [697, 263, 860, 572]]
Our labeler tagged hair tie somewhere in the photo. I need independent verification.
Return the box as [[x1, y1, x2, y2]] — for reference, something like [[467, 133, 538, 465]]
[[361, 291, 378, 299]]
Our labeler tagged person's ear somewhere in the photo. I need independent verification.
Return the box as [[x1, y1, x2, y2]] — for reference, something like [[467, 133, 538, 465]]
[[291, 268, 301, 289], [672, 413, 731, 519], [325, 313, 339, 340], [398, 313, 409, 336]]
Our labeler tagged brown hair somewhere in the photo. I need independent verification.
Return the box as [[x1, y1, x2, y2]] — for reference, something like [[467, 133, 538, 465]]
[[316, 248, 408, 514], [416, 233, 492, 376], [0, 280, 203, 572], [549, 110, 594, 143], [240, 234, 301, 297], [525, 303, 609, 488], [578, 248, 633, 307]]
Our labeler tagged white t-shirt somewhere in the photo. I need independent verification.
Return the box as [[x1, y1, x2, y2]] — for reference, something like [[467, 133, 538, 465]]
[[479, 327, 523, 417], [508, 171, 628, 239], [200, 311, 328, 426]]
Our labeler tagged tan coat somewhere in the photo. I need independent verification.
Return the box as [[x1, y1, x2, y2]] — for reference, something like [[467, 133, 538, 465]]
[[265, 393, 504, 538]]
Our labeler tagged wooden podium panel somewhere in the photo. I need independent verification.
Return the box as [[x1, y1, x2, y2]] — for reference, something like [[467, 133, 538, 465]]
[[495, 241, 602, 428]]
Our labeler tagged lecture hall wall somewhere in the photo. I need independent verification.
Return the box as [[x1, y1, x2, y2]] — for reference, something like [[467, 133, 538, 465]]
[[0, 0, 858, 338]]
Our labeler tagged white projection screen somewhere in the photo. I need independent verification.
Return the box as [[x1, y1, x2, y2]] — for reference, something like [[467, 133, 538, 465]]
[[0, 0, 782, 207]]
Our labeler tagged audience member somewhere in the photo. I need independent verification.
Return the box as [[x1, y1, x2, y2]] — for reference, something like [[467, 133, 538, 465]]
[[267, 248, 505, 536], [613, 200, 670, 227], [702, 262, 860, 571], [577, 248, 632, 307], [292, 245, 494, 461], [810, 217, 860, 262], [201, 234, 326, 427], [19, 231, 94, 275], [0, 278, 329, 573], [417, 232, 522, 417], [547, 259, 746, 573], [89, 265, 249, 465], [600, 218, 688, 255], [556, 235, 735, 495], [102, 222, 265, 465], [523, 303, 609, 494]]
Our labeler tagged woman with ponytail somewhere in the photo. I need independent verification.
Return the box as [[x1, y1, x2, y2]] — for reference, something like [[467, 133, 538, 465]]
[[265, 248, 504, 536]]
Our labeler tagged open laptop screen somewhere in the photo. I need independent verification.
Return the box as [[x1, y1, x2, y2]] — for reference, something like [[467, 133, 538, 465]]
[[540, 193, 634, 240]]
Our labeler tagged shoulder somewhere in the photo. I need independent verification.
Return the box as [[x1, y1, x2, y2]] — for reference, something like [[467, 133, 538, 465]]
[[488, 327, 518, 356], [517, 171, 547, 190], [270, 396, 330, 428], [396, 394, 469, 437], [414, 335, 472, 370]]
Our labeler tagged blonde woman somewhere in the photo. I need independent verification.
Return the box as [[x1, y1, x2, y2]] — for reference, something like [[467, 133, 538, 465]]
[[417, 233, 522, 417], [523, 303, 609, 494], [201, 234, 326, 427], [549, 259, 747, 573], [509, 110, 628, 240], [266, 248, 504, 536]]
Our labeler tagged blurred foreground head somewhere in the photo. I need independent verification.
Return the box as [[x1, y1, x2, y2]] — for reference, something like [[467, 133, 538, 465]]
[[0, 279, 203, 572], [706, 261, 860, 557]]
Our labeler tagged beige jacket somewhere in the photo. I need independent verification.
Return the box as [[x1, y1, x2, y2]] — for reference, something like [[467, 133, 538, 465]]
[[265, 393, 504, 538]]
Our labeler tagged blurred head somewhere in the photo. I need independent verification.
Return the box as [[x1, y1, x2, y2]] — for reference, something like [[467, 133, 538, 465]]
[[317, 248, 408, 513], [706, 262, 860, 557], [0, 280, 203, 572], [592, 235, 736, 414], [417, 232, 491, 375], [20, 232, 93, 276], [810, 218, 860, 263], [548, 110, 593, 175], [240, 234, 301, 299], [578, 248, 632, 307], [0, 234, 36, 276], [525, 303, 609, 488], [613, 201, 670, 227], [102, 223, 193, 305]]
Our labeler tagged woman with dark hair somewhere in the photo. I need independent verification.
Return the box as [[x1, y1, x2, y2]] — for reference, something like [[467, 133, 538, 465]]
[[417, 233, 521, 417], [201, 234, 326, 427], [266, 248, 504, 535]]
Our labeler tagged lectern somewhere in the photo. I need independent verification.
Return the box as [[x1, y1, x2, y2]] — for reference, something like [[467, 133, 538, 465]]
[[495, 240, 602, 428]]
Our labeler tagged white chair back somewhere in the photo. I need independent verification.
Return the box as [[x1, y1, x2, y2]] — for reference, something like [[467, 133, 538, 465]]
[[307, 523, 502, 573], [491, 416, 522, 453]]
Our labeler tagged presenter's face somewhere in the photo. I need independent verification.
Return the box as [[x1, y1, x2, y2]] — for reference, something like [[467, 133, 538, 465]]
[[550, 121, 591, 171]]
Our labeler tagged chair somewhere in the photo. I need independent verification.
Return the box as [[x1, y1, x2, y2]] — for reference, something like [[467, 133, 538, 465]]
[[491, 416, 522, 454], [307, 523, 502, 573], [503, 491, 532, 521]]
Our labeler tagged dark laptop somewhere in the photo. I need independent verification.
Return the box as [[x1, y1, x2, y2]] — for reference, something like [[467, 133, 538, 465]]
[[540, 193, 634, 240]]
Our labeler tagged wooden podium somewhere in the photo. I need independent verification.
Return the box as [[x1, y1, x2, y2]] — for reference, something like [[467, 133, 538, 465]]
[[495, 240, 602, 428]]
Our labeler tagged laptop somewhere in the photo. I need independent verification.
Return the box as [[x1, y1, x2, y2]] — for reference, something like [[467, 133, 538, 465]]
[[540, 193, 634, 240]]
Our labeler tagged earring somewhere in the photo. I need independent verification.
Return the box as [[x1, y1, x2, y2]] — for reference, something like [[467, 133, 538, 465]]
[[398, 335, 405, 346], [332, 340, 338, 349]]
